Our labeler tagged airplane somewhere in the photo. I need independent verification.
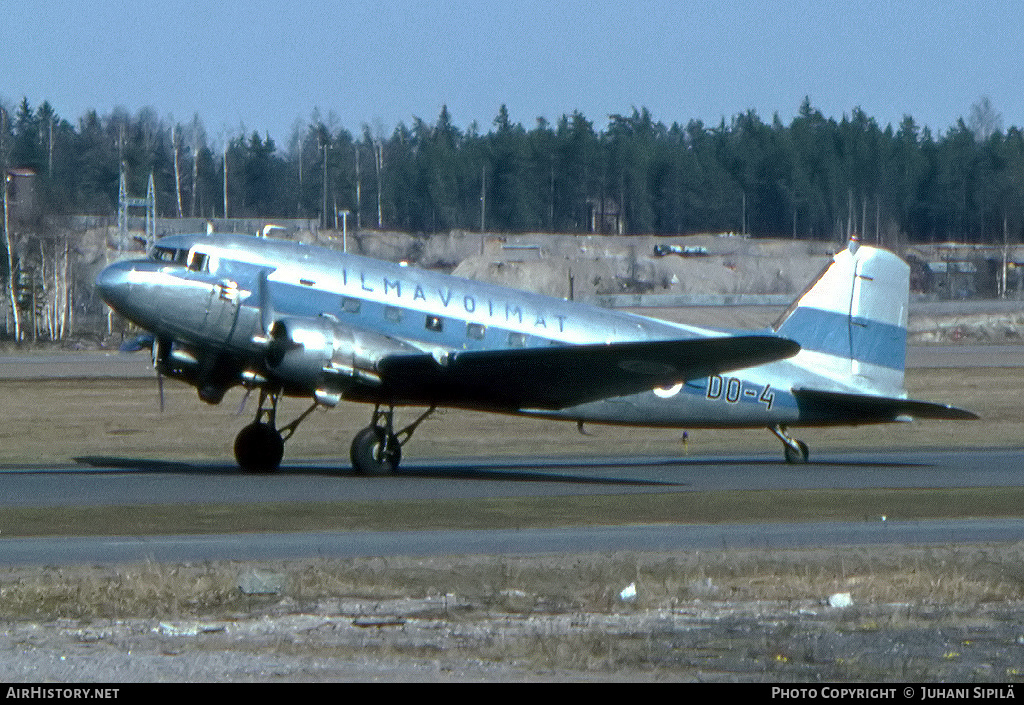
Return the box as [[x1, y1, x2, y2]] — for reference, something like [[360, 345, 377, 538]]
[[94, 232, 976, 475]]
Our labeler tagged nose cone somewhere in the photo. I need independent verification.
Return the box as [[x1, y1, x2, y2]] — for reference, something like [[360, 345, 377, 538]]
[[95, 260, 137, 316]]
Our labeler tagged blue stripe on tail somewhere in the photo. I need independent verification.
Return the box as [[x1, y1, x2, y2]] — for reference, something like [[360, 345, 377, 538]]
[[777, 307, 907, 371]]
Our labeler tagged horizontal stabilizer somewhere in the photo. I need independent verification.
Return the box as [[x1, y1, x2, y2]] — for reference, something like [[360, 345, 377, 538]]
[[376, 335, 800, 410], [793, 388, 978, 424]]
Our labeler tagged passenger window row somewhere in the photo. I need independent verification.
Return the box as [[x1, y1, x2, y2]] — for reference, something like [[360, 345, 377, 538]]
[[341, 297, 532, 347]]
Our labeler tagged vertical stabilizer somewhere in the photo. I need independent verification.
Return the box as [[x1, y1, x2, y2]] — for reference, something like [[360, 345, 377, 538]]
[[775, 239, 909, 396]]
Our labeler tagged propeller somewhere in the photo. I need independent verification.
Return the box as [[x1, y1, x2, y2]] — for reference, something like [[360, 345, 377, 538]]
[[119, 333, 154, 353], [254, 268, 302, 367], [237, 387, 252, 416], [152, 338, 166, 412], [253, 269, 286, 364], [117, 333, 165, 411], [257, 269, 275, 337]]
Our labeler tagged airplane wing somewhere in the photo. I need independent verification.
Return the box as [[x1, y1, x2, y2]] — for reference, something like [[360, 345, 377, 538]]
[[792, 388, 979, 424], [372, 335, 800, 410]]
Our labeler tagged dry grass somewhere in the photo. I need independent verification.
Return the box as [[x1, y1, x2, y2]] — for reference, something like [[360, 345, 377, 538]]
[[0, 366, 1013, 467], [2, 544, 1023, 622]]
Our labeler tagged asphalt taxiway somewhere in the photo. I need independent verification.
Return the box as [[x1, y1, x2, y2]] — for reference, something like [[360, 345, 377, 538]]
[[4, 519, 1023, 566], [1, 448, 1023, 507], [2, 449, 1024, 564]]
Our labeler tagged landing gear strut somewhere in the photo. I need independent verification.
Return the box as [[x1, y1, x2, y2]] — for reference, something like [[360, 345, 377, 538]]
[[234, 388, 317, 474], [350, 405, 435, 476], [769, 424, 809, 464]]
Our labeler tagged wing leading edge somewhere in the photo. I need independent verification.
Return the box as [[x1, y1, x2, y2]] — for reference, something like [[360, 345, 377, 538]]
[[372, 335, 800, 410]]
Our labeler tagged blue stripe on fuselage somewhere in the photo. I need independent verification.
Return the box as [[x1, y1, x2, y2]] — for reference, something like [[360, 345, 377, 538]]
[[777, 307, 906, 371]]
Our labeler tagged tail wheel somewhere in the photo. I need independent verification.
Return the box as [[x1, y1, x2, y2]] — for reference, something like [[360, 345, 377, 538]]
[[784, 439, 809, 464], [350, 426, 401, 476], [234, 422, 285, 473]]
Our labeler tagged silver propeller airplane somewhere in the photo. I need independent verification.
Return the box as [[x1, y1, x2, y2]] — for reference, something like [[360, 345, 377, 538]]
[[95, 233, 975, 474]]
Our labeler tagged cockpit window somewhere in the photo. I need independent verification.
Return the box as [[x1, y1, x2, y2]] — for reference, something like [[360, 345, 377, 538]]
[[150, 245, 212, 273], [151, 246, 189, 265]]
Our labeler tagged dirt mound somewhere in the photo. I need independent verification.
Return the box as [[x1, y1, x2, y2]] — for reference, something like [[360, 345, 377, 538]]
[[446, 233, 839, 299]]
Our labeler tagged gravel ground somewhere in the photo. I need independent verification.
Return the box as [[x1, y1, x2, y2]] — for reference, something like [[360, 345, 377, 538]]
[[5, 587, 1024, 682], [3, 549, 1024, 682]]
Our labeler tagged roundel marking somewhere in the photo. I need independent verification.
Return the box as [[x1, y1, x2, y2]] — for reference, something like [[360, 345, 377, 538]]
[[653, 383, 683, 398]]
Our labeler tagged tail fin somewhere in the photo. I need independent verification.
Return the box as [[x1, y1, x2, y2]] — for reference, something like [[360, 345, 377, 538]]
[[775, 238, 908, 396]]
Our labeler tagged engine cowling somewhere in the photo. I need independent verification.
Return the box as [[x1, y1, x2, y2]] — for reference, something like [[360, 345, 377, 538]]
[[262, 316, 417, 398]]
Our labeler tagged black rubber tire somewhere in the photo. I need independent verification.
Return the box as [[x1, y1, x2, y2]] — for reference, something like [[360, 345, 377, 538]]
[[784, 439, 809, 464], [234, 422, 285, 473], [350, 427, 401, 476]]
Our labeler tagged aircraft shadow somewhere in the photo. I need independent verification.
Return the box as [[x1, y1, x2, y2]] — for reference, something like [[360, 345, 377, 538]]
[[73, 456, 243, 475], [72, 455, 683, 486], [394, 463, 681, 486], [71, 454, 933, 485]]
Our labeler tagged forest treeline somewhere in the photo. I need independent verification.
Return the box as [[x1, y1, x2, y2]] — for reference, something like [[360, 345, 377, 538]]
[[2, 96, 1023, 244]]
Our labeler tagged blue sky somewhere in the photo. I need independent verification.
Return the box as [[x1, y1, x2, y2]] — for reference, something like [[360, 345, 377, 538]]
[[2, 0, 1021, 146]]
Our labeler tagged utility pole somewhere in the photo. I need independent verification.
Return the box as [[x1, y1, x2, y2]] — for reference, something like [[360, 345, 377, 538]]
[[354, 142, 361, 231], [480, 164, 486, 233], [223, 142, 229, 219], [339, 209, 350, 252], [172, 124, 183, 218], [741, 191, 747, 236], [374, 139, 383, 229], [47, 117, 53, 177], [191, 127, 199, 218], [322, 140, 329, 229], [118, 169, 156, 250]]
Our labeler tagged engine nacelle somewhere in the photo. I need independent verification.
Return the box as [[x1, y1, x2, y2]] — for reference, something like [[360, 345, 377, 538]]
[[262, 316, 417, 397]]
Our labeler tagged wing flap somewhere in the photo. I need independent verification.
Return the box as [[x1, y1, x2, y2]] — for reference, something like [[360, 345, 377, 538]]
[[793, 388, 978, 424], [374, 335, 799, 410]]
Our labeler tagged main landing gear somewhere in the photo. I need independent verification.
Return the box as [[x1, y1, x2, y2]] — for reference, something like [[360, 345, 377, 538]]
[[769, 424, 809, 464], [232, 390, 435, 476], [349, 405, 435, 476], [234, 389, 318, 474]]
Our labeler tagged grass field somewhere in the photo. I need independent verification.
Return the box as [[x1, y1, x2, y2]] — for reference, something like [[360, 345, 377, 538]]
[[0, 366, 1014, 467]]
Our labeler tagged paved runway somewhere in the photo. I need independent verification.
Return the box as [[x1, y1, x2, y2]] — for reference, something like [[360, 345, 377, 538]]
[[2, 448, 1024, 507], [4, 519, 1023, 566]]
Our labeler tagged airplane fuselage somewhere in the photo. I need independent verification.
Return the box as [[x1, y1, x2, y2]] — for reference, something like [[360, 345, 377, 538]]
[[97, 233, 805, 429]]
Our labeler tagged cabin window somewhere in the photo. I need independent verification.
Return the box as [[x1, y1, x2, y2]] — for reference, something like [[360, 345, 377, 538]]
[[466, 322, 486, 340], [384, 306, 403, 323], [341, 297, 361, 314], [425, 315, 444, 333], [507, 332, 527, 347], [188, 252, 208, 272]]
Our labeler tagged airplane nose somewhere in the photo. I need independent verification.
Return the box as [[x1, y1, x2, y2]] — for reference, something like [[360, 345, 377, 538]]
[[95, 260, 135, 313]]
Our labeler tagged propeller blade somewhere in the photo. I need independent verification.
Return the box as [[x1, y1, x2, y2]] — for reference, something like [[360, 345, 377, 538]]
[[257, 269, 275, 335], [157, 371, 165, 412], [119, 333, 154, 353], [237, 387, 252, 416], [152, 338, 167, 412]]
